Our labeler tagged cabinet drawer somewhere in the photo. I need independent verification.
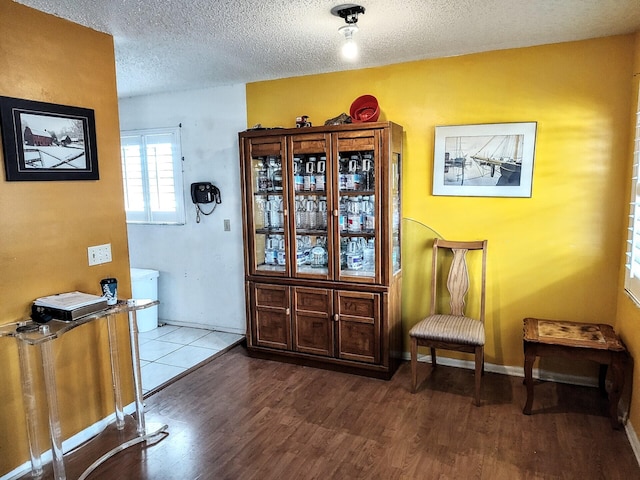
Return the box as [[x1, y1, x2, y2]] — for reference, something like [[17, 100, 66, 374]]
[[337, 292, 376, 320], [255, 284, 288, 308], [295, 287, 331, 313]]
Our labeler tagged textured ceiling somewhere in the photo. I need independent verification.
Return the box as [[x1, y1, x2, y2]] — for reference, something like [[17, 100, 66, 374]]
[[15, 0, 640, 98]]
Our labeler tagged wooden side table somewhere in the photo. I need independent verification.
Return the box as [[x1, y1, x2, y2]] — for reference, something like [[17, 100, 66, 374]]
[[522, 317, 628, 429]]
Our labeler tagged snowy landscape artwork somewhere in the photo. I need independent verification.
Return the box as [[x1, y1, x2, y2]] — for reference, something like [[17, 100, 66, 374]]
[[0, 96, 98, 181], [20, 112, 88, 169]]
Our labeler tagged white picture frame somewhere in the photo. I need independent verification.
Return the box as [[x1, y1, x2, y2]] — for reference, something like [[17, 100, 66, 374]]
[[433, 122, 537, 197]]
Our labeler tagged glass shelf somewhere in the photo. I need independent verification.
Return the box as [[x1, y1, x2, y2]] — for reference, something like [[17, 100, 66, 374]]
[[0, 299, 157, 345]]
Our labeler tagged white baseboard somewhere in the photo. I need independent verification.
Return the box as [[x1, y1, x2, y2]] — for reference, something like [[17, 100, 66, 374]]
[[626, 421, 640, 466], [1, 403, 136, 480], [407, 352, 600, 387], [408, 352, 640, 467]]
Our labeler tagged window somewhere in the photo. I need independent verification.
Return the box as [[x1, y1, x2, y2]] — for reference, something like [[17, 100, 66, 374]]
[[121, 127, 185, 224], [625, 96, 640, 304]]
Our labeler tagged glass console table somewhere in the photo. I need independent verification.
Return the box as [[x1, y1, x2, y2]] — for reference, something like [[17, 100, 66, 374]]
[[0, 299, 168, 480]]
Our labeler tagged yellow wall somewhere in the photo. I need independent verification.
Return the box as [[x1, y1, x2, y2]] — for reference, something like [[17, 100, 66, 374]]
[[0, 1, 132, 474], [616, 31, 640, 438], [247, 36, 635, 380]]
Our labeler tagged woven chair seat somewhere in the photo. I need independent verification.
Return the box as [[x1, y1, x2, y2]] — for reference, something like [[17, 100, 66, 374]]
[[409, 314, 485, 346]]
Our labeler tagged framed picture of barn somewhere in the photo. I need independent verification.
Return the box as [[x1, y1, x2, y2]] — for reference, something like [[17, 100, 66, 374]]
[[0, 96, 99, 181]]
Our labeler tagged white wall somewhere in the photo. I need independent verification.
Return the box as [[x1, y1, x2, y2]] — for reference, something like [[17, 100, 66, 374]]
[[119, 84, 247, 334]]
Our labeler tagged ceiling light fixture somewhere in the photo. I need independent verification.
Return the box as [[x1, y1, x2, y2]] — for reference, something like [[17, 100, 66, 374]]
[[331, 4, 365, 61]]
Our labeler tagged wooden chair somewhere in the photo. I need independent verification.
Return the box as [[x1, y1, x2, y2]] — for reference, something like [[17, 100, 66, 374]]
[[409, 239, 488, 406]]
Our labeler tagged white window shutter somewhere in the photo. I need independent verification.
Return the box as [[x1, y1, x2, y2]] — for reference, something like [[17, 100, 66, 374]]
[[120, 127, 185, 225]]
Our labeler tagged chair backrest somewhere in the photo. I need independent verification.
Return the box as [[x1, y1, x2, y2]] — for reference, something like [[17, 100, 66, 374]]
[[429, 239, 488, 323]]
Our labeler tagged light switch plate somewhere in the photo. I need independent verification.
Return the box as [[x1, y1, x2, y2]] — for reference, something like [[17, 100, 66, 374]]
[[88, 243, 112, 266]]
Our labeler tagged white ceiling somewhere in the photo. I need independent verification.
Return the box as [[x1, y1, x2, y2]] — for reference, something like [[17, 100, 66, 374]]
[[15, 0, 640, 98]]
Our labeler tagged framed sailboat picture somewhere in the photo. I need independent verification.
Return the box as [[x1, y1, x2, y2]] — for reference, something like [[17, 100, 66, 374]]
[[432, 122, 537, 197]]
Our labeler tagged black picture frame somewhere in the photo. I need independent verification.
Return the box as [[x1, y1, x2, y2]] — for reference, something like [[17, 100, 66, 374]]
[[0, 96, 99, 181]]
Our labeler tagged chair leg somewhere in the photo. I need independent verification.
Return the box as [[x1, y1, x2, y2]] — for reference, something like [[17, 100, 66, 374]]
[[410, 336, 417, 393], [474, 346, 483, 406], [430, 347, 437, 367]]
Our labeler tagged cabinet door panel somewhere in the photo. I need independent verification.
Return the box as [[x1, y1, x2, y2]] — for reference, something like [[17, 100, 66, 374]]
[[250, 138, 283, 157], [291, 133, 329, 154], [336, 136, 376, 151], [336, 291, 380, 363], [256, 285, 288, 307], [252, 284, 291, 350], [338, 322, 377, 363], [295, 287, 331, 312], [293, 287, 334, 356]]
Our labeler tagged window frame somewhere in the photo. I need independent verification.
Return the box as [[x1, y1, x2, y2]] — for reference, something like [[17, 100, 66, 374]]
[[625, 99, 640, 305], [120, 126, 185, 225]]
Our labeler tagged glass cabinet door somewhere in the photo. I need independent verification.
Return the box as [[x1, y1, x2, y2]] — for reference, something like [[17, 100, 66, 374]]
[[334, 130, 380, 283], [245, 137, 289, 276], [289, 133, 332, 280]]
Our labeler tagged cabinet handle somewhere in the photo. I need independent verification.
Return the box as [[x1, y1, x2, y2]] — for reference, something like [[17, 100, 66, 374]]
[[286, 308, 290, 316], [333, 209, 338, 217], [333, 314, 339, 322], [283, 209, 288, 217]]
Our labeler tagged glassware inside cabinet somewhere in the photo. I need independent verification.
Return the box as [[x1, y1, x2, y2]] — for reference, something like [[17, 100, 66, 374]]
[[294, 192, 329, 275], [251, 153, 286, 273], [292, 154, 327, 194], [337, 149, 376, 278], [291, 151, 329, 276]]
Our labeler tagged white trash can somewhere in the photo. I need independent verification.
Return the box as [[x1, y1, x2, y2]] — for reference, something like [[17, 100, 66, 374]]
[[130, 268, 159, 332]]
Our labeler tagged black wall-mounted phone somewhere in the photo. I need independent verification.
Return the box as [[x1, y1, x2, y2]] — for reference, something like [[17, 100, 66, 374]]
[[191, 182, 221, 204]]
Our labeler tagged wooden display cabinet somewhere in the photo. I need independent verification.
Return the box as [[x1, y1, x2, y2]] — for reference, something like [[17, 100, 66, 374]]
[[239, 122, 403, 379]]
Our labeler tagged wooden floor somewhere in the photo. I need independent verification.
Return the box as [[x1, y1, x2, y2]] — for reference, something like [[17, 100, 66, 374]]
[[24, 345, 640, 480]]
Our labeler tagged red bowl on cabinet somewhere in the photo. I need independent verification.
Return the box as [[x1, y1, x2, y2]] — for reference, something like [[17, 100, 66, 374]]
[[350, 95, 380, 123]]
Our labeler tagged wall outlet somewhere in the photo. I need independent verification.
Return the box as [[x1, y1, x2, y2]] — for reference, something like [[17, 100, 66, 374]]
[[224, 219, 231, 231], [88, 243, 112, 266]]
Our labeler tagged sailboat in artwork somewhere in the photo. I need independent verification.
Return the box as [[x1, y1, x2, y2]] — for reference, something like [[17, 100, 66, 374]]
[[469, 134, 523, 186]]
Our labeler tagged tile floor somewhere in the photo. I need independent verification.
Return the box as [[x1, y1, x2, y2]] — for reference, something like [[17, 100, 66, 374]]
[[138, 324, 244, 395]]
